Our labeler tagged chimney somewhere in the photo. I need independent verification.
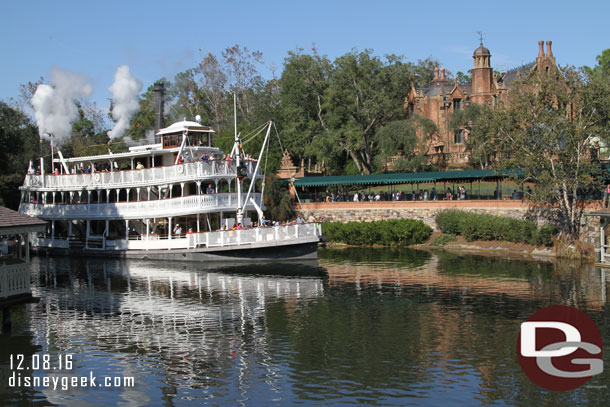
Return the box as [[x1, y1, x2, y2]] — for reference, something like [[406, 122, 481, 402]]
[[152, 81, 165, 138], [440, 68, 446, 80], [546, 41, 553, 57], [538, 41, 545, 58], [434, 67, 439, 81]]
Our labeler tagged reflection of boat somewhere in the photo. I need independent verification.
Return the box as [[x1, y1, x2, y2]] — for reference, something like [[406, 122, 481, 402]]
[[18, 115, 321, 263], [27, 256, 326, 405]]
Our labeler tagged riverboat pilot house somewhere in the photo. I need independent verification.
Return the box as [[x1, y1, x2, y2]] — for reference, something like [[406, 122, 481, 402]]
[[404, 40, 557, 167]]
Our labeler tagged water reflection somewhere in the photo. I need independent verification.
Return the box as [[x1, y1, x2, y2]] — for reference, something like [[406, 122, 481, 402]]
[[0, 249, 608, 406]]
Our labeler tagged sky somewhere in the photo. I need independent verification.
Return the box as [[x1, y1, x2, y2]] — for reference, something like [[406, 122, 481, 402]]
[[2, 0, 610, 115]]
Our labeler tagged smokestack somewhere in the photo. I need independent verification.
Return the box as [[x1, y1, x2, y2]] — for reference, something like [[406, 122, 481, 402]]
[[538, 41, 544, 58], [545, 41, 553, 57], [153, 81, 165, 138], [434, 67, 439, 81], [440, 68, 446, 80]]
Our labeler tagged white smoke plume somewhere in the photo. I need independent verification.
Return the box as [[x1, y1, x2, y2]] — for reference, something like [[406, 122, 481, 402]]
[[108, 65, 142, 140], [123, 130, 156, 147], [31, 67, 93, 143]]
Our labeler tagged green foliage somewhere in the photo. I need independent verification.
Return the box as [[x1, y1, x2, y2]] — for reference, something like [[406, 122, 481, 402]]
[[322, 219, 431, 246], [279, 48, 438, 175], [450, 104, 497, 169], [431, 233, 458, 246], [435, 210, 558, 246], [454, 71, 472, 84], [492, 65, 610, 235], [264, 175, 295, 221], [127, 79, 170, 142], [373, 116, 437, 172], [0, 101, 41, 209]]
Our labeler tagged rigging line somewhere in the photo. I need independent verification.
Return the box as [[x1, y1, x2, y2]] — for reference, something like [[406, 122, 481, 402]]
[[241, 124, 268, 146], [272, 122, 285, 153], [241, 122, 268, 140], [259, 130, 271, 208]]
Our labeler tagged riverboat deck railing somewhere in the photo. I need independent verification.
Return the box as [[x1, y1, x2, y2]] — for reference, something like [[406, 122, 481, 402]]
[[19, 193, 262, 220], [31, 223, 322, 251], [23, 161, 258, 190], [0, 262, 31, 298]]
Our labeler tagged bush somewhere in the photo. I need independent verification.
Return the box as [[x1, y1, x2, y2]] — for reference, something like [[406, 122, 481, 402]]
[[435, 210, 557, 246], [431, 233, 458, 246], [322, 219, 431, 246]]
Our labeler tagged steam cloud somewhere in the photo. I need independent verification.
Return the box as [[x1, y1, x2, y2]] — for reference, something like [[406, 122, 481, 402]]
[[123, 130, 156, 147], [108, 65, 142, 139], [31, 67, 93, 143]]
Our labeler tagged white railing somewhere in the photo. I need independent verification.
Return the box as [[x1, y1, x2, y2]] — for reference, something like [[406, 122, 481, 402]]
[[23, 161, 258, 190], [128, 223, 321, 250], [31, 223, 322, 251], [0, 263, 31, 298], [199, 223, 322, 248], [19, 193, 262, 220]]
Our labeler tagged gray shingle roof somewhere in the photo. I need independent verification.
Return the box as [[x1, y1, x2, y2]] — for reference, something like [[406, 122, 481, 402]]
[[0, 206, 47, 229], [500, 62, 536, 87]]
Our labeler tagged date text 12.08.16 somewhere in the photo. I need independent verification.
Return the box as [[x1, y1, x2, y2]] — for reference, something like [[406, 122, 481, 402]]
[[9, 354, 73, 371]]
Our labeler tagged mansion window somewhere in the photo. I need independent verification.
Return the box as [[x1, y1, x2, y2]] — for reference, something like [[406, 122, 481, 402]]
[[407, 102, 415, 117], [453, 98, 462, 111], [454, 129, 463, 145]]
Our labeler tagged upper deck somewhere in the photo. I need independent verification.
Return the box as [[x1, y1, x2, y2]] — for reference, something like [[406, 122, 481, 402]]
[[22, 159, 258, 191], [21, 119, 262, 192]]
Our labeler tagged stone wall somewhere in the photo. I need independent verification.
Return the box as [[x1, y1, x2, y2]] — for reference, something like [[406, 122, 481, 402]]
[[296, 201, 602, 248]]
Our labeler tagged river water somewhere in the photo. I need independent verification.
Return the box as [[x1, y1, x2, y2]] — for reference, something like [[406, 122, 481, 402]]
[[0, 248, 608, 406]]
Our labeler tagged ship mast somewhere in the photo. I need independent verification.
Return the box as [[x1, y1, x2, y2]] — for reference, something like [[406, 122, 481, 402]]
[[234, 94, 244, 225]]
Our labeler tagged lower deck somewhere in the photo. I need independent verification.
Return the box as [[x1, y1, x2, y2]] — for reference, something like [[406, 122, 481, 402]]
[[31, 223, 322, 262]]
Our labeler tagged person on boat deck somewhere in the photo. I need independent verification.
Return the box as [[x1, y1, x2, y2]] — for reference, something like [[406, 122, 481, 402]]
[[186, 228, 193, 235], [201, 152, 209, 162], [206, 184, 215, 194], [136, 161, 144, 170], [173, 224, 182, 236], [53, 168, 59, 175], [86, 165, 92, 174]]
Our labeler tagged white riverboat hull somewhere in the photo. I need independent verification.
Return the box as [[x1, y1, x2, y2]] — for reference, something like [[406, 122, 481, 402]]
[[33, 240, 319, 263]]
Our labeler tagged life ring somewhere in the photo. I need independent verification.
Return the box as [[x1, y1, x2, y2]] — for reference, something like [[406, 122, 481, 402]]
[[94, 173, 101, 182], [177, 165, 184, 174]]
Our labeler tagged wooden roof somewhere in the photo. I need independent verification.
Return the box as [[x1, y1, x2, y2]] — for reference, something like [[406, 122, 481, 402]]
[[0, 206, 46, 235]]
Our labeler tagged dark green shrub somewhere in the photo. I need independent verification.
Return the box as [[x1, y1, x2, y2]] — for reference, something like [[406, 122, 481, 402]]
[[435, 210, 463, 235], [322, 219, 431, 246], [434, 210, 557, 246]]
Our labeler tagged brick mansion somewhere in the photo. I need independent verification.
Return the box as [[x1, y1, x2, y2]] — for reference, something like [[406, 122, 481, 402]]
[[404, 40, 557, 167]]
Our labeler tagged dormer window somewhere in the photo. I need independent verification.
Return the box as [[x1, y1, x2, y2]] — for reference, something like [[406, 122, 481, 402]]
[[453, 98, 462, 111]]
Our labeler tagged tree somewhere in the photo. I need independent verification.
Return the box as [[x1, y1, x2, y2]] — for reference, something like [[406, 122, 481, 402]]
[[374, 117, 437, 172], [495, 65, 609, 236], [585, 48, 610, 76], [280, 49, 436, 175], [278, 49, 332, 170], [455, 71, 472, 85], [450, 104, 497, 169], [127, 78, 170, 142], [0, 101, 41, 209]]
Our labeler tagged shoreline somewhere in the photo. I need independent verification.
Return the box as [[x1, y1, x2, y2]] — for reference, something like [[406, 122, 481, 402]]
[[322, 237, 559, 263]]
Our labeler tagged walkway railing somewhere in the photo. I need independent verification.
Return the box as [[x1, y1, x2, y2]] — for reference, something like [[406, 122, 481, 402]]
[[31, 223, 322, 251], [0, 263, 31, 298], [19, 193, 262, 220], [23, 161, 258, 190]]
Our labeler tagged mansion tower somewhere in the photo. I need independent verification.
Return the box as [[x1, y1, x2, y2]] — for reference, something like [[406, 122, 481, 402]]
[[405, 40, 557, 167]]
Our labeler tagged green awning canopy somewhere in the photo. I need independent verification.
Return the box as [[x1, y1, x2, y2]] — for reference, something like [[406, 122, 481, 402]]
[[290, 169, 523, 188]]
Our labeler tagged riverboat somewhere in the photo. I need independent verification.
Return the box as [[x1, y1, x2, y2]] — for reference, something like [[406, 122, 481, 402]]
[[18, 118, 321, 262]]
